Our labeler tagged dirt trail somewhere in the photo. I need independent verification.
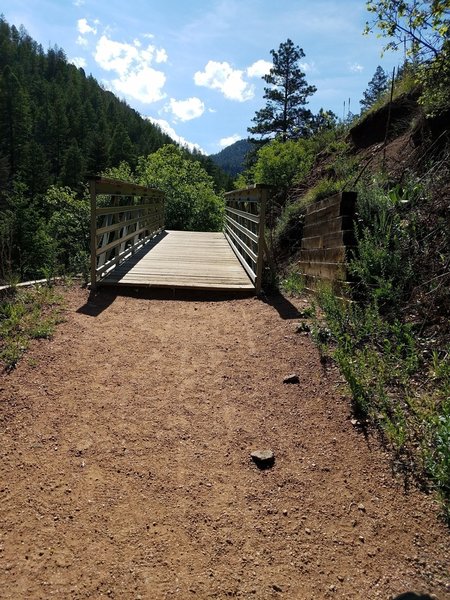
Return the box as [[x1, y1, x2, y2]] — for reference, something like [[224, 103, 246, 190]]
[[1, 286, 449, 599]]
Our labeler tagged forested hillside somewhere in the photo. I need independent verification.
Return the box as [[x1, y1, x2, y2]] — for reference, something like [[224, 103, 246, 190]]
[[209, 139, 254, 178], [0, 17, 231, 282], [0, 17, 178, 192]]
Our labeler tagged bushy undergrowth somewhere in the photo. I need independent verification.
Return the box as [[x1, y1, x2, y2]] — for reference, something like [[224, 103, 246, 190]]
[[0, 284, 65, 371], [313, 170, 450, 520]]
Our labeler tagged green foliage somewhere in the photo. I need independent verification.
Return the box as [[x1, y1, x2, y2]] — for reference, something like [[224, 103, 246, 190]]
[[302, 178, 345, 205], [365, 0, 450, 60], [44, 185, 90, 273], [253, 139, 313, 188], [312, 169, 450, 518], [281, 271, 306, 296], [137, 145, 224, 232], [0, 284, 64, 370], [417, 40, 450, 115], [0, 181, 90, 282], [248, 39, 316, 141], [364, 2, 450, 118], [351, 178, 420, 308], [273, 200, 306, 254]]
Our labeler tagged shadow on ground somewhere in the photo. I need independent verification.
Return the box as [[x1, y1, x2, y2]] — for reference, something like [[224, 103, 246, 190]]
[[76, 286, 256, 317]]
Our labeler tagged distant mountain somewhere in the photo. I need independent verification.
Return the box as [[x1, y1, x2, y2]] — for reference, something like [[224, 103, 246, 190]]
[[209, 139, 255, 177]]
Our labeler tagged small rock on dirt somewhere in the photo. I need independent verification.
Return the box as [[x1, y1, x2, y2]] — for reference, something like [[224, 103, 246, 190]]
[[283, 374, 300, 384], [251, 450, 275, 469]]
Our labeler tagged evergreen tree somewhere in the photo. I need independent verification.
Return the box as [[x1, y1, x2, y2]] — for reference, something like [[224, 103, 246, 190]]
[[360, 65, 389, 112], [61, 139, 85, 189], [248, 39, 316, 142], [0, 65, 31, 178]]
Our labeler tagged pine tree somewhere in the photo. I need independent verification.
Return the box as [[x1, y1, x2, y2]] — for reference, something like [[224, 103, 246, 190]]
[[248, 39, 316, 142], [360, 65, 389, 112], [0, 65, 31, 178]]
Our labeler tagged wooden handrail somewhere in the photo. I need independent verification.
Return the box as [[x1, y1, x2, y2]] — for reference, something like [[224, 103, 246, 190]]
[[223, 184, 272, 293], [89, 177, 165, 289]]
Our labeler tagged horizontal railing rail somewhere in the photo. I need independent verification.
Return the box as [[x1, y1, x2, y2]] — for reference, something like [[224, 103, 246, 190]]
[[89, 176, 165, 289], [223, 184, 272, 293]]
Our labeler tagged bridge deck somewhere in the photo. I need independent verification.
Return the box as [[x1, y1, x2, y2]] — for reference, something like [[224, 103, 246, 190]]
[[100, 230, 255, 291]]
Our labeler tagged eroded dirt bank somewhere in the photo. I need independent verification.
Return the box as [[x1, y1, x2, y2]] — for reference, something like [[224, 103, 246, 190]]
[[1, 286, 449, 599]]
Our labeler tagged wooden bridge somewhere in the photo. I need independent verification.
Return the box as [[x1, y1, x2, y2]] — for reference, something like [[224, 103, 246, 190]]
[[89, 177, 271, 293]]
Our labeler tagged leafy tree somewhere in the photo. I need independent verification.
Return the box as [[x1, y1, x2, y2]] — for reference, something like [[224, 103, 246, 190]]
[[44, 185, 90, 273], [365, 2, 450, 115], [136, 145, 224, 231], [365, 0, 449, 59], [253, 139, 313, 189], [248, 39, 317, 142], [360, 65, 389, 111]]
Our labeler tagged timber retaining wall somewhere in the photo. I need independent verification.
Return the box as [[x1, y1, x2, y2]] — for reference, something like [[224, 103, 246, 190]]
[[298, 191, 357, 292]]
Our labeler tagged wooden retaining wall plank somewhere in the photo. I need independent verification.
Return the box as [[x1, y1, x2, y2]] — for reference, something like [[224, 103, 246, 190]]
[[298, 191, 356, 287]]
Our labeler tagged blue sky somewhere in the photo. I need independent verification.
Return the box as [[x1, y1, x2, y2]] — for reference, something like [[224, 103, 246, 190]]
[[5, 0, 402, 154]]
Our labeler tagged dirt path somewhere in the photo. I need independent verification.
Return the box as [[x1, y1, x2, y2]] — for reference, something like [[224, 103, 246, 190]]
[[1, 286, 449, 599]]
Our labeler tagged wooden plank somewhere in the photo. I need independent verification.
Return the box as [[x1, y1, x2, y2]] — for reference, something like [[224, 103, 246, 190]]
[[225, 206, 260, 224], [225, 215, 258, 243], [89, 176, 163, 197], [96, 210, 162, 236], [96, 203, 158, 216], [90, 179, 97, 289], [100, 230, 254, 291]]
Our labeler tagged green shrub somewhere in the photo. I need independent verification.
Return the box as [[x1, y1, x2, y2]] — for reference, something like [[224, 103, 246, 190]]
[[273, 200, 306, 253]]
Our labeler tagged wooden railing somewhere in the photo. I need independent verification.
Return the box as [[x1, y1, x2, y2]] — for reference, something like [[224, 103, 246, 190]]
[[89, 176, 165, 289], [223, 184, 272, 293]]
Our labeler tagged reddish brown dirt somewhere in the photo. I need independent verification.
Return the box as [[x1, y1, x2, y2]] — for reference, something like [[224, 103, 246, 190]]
[[1, 285, 449, 600]]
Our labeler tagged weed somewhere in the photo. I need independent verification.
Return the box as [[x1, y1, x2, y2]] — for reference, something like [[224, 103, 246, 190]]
[[297, 307, 315, 319], [295, 321, 311, 333], [281, 271, 305, 296], [0, 285, 65, 371]]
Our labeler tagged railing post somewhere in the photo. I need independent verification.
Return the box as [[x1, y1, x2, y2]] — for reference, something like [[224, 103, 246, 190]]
[[89, 179, 97, 291], [255, 187, 267, 294]]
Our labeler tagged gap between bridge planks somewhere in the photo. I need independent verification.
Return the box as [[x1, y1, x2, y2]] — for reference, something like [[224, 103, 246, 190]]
[[100, 230, 255, 291]]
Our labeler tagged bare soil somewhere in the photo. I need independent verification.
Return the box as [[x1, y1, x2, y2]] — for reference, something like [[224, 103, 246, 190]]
[[1, 285, 449, 599]]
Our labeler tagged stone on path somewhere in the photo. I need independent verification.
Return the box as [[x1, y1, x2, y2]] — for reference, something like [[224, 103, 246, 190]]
[[250, 449, 275, 469]]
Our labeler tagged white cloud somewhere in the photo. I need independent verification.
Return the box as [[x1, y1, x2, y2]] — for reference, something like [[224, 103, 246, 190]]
[[166, 97, 205, 122], [71, 56, 87, 69], [113, 66, 166, 103], [219, 134, 241, 148], [300, 61, 316, 73], [76, 35, 88, 47], [350, 63, 364, 72], [194, 60, 254, 102], [94, 35, 168, 103], [95, 36, 139, 76], [155, 49, 168, 63], [145, 117, 205, 153], [77, 18, 97, 35], [73, 0, 85, 6], [247, 59, 272, 78]]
